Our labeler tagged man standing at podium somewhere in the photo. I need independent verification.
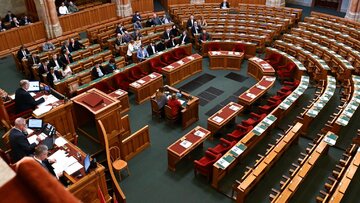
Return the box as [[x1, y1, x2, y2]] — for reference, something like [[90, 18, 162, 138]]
[[15, 80, 45, 113]]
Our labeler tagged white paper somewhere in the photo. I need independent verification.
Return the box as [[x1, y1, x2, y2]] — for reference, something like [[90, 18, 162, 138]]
[[131, 82, 140, 87], [166, 65, 174, 69], [194, 130, 205, 138], [38, 133, 47, 140], [9, 94, 15, 100], [324, 136, 336, 146], [33, 105, 52, 116], [230, 146, 244, 157], [177, 60, 184, 65], [27, 135, 39, 145], [37, 95, 59, 108], [115, 90, 124, 95], [30, 92, 36, 97], [229, 105, 240, 111], [187, 56, 195, 60], [254, 126, 265, 134], [55, 137, 68, 147], [216, 158, 230, 168], [26, 128, 34, 135], [149, 74, 156, 79], [138, 79, 145, 84], [246, 93, 256, 99], [180, 140, 192, 149], [212, 116, 224, 123], [64, 161, 83, 175], [256, 85, 266, 90]]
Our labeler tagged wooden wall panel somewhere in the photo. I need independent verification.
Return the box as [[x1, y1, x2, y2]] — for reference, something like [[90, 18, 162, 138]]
[[59, 3, 117, 34], [121, 125, 150, 161], [0, 22, 46, 57], [159, 0, 190, 10], [131, 0, 154, 12]]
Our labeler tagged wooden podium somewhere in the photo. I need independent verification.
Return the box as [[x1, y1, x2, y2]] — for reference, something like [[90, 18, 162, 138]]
[[71, 88, 125, 147]]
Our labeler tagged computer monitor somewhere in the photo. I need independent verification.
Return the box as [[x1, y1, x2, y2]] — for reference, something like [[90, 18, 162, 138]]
[[84, 154, 91, 173], [27, 118, 43, 129], [28, 81, 40, 92]]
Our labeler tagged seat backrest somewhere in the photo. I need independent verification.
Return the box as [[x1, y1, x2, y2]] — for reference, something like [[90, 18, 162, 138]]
[[2, 129, 11, 150], [164, 105, 175, 120], [109, 146, 121, 162], [151, 99, 160, 112]]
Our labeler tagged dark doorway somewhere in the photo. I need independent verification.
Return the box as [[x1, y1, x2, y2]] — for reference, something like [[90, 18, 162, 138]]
[[313, 0, 342, 11]]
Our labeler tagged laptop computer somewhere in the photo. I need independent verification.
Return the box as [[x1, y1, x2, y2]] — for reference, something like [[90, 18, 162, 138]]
[[28, 119, 43, 130]]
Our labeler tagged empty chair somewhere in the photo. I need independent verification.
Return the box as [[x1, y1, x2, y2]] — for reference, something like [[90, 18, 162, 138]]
[[227, 125, 253, 141], [241, 113, 267, 126], [270, 89, 292, 101], [280, 80, 300, 92], [258, 99, 282, 114], [149, 58, 167, 73], [94, 81, 115, 94], [114, 73, 130, 91], [109, 146, 131, 181], [194, 150, 222, 181], [172, 48, 188, 60], [277, 62, 296, 80], [208, 43, 221, 51], [264, 53, 282, 68], [128, 66, 146, 81], [208, 138, 236, 155], [161, 53, 178, 65]]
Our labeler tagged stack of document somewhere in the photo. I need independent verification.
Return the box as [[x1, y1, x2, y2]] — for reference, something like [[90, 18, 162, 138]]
[[180, 140, 192, 149], [166, 65, 174, 69], [37, 95, 59, 108], [256, 84, 266, 90], [177, 60, 184, 65], [131, 82, 140, 87], [194, 130, 205, 138], [138, 79, 145, 84], [212, 116, 224, 123], [149, 74, 156, 79], [246, 93, 256, 99], [187, 56, 195, 60], [229, 105, 240, 111], [115, 90, 124, 96], [33, 106, 52, 116], [49, 150, 83, 175], [55, 137, 68, 147]]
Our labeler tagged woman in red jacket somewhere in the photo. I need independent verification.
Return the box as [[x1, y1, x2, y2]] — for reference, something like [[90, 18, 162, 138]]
[[167, 93, 182, 117]]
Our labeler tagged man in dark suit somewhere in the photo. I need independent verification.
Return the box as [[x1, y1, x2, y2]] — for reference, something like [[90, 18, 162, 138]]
[[220, 0, 230, 9], [17, 45, 30, 62], [156, 39, 166, 52], [15, 80, 45, 113], [103, 58, 117, 74], [49, 54, 64, 70], [33, 145, 57, 176], [0, 20, 7, 32], [162, 28, 171, 40], [28, 53, 40, 67], [10, 17, 20, 28], [167, 36, 177, 48], [68, 38, 85, 52], [178, 30, 190, 45], [186, 15, 196, 29], [60, 50, 73, 66], [115, 23, 127, 35], [5, 11, 16, 22], [152, 13, 162, 26], [10, 117, 40, 162], [47, 67, 63, 87], [38, 59, 50, 81], [132, 11, 141, 23], [20, 16, 32, 26], [198, 29, 211, 44], [191, 21, 202, 36], [147, 41, 158, 56], [91, 62, 106, 79]]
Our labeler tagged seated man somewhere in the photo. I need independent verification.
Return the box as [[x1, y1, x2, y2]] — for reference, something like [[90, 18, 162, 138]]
[[155, 88, 168, 111], [33, 145, 57, 177], [60, 50, 73, 66], [38, 59, 50, 81], [123, 31, 133, 43], [91, 62, 106, 79], [115, 23, 126, 35], [59, 2, 69, 15], [28, 53, 41, 67], [161, 14, 171, 24], [167, 35, 177, 48], [198, 29, 211, 44], [10, 117, 40, 162], [167, 93, 182, 118], [132, 11, 141, 23], [17, 45, 30, 63], [132, 29, 143, 40], [179, 30, 190, 45], [103, 58, 117, 74], [191, 21, 202, 36], [20, 16, 31, 26], [68, 38, 85, 52], [5, 10, 16, 22], [47, 67, 63, 87], [15, 80, 45, 113], [152, 13, 162, 26], [220, 0, 230, 9], [156, 39, 166, 52], [0, 20, 7, 31], [162, 28, 171, 40], [147, 41, 158, 56], [137, 45, 149, 62], [10, 17, 20, 28], [49, 54, 64, 70], [67, 1, 79, 13], [186, 14, 196, 29], [133, 20, 143, 30], [42, 41, 55, 52]]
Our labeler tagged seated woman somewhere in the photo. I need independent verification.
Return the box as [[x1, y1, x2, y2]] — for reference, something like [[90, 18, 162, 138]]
[[167, 93, 182, 118]]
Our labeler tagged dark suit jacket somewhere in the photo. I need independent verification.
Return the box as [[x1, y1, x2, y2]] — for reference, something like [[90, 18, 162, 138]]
[[11, 21, 20, 28], [17, 49, 30, 61], [60, 54, 73, 66], [220, 2, 230, 8], [15, 88, 45, 113], [10, 128, 36, 163], [115, 26, 126, 35], [49, 58, 65, 69], [20, 18, 31, 26], [28, 55, 40, 66], [132, 14, 141, 23], [146, 45, 158, 56], [47, 70, 63, 87], [167, 39, 177, 48], [91, 66, 106, 79], [179, 34, 190, 44], [5, 14, 15, 22], [170, 28, 180, 37], [38, 64, 49, 79], [156, 42, 166, 52], [198, 32, 211, 43], [186, 19, 195, 28], [152, 17, 162, 25], [104, 63, 116, 74], [0, 22, 7, 31], [191, 26, 202, 36], [34, 158, 57, 177], [162, 31, 171, 40], [68, 41, 84, 52], [61, 45, 69, 53]]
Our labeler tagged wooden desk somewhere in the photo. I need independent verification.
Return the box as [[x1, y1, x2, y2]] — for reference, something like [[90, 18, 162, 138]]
[[167, 126, 211, 171], [208, 51, 244, 70], [71, 88, 123, 146], [207, 102, 243, 135], [247, 57, 275, 80], [201, 41, 256, 59], [162, 53, 203, 86], [238, 76, 275, 107], [129, 72, 163, 104], [108, 89, 130, 115]]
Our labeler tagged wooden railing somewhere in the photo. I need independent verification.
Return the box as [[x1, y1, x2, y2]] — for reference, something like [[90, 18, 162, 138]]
[[121, 125, 151, 161], [59, 3, 117, 34], [0, 22, 46, 58]]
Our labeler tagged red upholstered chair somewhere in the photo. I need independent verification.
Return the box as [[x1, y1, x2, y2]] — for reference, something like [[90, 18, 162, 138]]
[[277, 62, 296, 80], [264, 53, 282, 68], [270, 89, 292, 101], [94, 81, 115, 94], [129, 66, 147, 81], [161, 53, 178, 65], [208, 43, 221, 51], [149, 58, 167, 73], [5, 101, 33, 125], [114, 73, 130, 91], [281, 80, 300, 92], [172, 48, 188, 60], [258, 99, 282, 114], [208, 138, 236, 155], [241, 113, 267, 126], [194, 150, 222, 181], [227, 125, 253, 141], [232, 44, 246, 53]]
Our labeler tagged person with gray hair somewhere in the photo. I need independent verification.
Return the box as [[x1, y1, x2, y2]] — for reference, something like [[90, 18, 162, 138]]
[[33, 144, 59, 177], [9, 117, 40, 162], [15, 79, 45, 113]]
